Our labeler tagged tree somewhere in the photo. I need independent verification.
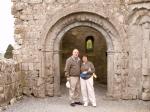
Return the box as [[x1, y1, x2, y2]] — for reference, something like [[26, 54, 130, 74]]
[[4, 44, 14, 59]]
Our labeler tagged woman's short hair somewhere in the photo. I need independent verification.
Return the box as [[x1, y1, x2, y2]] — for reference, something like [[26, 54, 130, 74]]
[[82, 54, 88, 58]]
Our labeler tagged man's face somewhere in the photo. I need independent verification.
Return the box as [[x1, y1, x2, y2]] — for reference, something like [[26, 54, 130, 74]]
[[72, 49, 79, 58]]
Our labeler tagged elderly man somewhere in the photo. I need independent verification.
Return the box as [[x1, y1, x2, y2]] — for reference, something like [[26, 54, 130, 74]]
[[64, 49, 82, 106]]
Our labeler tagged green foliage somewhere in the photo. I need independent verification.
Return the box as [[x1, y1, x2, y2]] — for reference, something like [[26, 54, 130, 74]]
[[4, 44, 14, 59]]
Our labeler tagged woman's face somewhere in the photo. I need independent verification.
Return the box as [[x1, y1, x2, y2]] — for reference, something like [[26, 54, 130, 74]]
[[82, 56, 88, 62]]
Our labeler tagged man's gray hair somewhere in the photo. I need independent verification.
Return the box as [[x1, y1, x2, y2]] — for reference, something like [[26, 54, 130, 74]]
[[72, 49, 79, 53]]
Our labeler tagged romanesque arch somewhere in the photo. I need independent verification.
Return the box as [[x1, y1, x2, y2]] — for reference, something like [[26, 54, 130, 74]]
[[127, 8, 150, 100], [41, 12, 123, 98]]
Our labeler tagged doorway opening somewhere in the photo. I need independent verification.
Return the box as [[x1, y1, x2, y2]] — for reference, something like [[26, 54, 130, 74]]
[[59, 26, 107, 95]]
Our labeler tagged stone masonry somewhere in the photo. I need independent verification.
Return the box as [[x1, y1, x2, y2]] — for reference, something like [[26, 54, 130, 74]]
[[10, 0, 150, 100], [0, 59, 22, 105]]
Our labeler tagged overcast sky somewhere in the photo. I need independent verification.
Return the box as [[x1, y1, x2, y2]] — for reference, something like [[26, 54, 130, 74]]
[[0, 0, 15, 53]]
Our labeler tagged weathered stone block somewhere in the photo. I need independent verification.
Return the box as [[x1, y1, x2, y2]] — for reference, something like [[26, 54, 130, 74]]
[[122, 59, 129, 69], [33, 14, 45, 20], [143, 81, 150, 89], [37, 78, 44, 86], [45, 83, 54, 96], [10, 98, 17, 105], [142, 92, 150, 100], [15, 82, 23, 97], [11, 0, 20, 2], [21, 0, 43, 4], [4, 85, 13, 103], [20, 14, 33, 20], [23, 87, 32, 96], [143, 88, 150, 93], [29, 63, 34, 71], [14, 2, 27, 11], [15, 27, 24, 34], [43, 0, 55, 4], [33, 63, 40, 71], [0, 87, 4, 93], [21, 63, 29, 71], [0, 94, 5, 104], [22, 7, 33, 15], [33, 84, 45, 98], [45, 76, 54, 84]]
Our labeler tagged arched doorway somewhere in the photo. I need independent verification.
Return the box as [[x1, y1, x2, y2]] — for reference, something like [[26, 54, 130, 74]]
[[42, 12, 122, 98], [60, 26, 107, 87]]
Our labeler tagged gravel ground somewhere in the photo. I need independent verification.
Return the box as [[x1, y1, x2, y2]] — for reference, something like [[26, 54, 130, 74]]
[[3, 82, 150, 112]]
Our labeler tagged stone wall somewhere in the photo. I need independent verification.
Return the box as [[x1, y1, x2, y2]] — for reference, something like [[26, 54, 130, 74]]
[[127, 2, 150, 100], [11, 0, 150, 100], [0, 59, 22, 106]]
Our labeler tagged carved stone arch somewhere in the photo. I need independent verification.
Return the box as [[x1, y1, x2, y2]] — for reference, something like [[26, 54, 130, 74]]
[[127, 8, 150, 100], [127, 9, 150, 25], [44, 12, 121, 51], [53, 22, 114, 52], [45, 12, 120, 49], [39, 3, 122, 49], [41, 12, 123, 98]]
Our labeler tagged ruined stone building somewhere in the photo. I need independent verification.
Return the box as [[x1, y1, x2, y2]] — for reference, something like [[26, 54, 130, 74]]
[[1, 0, 150, 105]]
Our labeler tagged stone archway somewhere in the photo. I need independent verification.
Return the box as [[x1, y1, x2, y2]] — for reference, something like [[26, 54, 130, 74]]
[[127, 8, 150, 100], [60, 26, 108, 85], [42, 12, 122, 98]]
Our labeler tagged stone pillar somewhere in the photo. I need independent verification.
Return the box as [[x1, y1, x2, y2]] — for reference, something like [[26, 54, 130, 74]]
[[127, 24, 143, 99], [107, 50, 115, 97], [113, 52, 123, 99], [53, 50, 61, 96], [120, 52, 129, 99], [141, 22, 150, 100], [43, 50, 54, 97]]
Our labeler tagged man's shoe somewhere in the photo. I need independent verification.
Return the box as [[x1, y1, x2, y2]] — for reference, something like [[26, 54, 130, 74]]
[[75, 102, 83, 105], [70, 103, 76, 107]]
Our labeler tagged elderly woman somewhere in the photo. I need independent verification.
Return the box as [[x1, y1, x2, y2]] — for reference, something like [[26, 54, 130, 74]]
[[80, 55, 96, 107]]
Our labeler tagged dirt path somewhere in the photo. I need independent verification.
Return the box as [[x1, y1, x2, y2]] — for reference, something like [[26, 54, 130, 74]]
[[3, 83, 150, 112]]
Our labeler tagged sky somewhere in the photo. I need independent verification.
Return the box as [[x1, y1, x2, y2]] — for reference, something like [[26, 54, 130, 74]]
[[0, 0, 15, 53]]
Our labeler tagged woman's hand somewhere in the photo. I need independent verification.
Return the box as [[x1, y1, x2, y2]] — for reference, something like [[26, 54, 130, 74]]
[[82, 71, 88, 74]]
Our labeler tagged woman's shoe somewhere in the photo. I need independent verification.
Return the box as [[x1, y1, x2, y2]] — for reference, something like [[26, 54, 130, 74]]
[[83, 102, 88, 107], [92, 103, 96, 107]]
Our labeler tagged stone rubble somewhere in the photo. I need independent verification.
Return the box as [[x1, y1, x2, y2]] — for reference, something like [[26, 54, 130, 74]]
[[0, 59, 22, 106]]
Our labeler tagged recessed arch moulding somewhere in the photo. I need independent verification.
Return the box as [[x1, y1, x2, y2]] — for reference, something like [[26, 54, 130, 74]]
[[127, 6, 150, 100], [40, 11, 130, 99]]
